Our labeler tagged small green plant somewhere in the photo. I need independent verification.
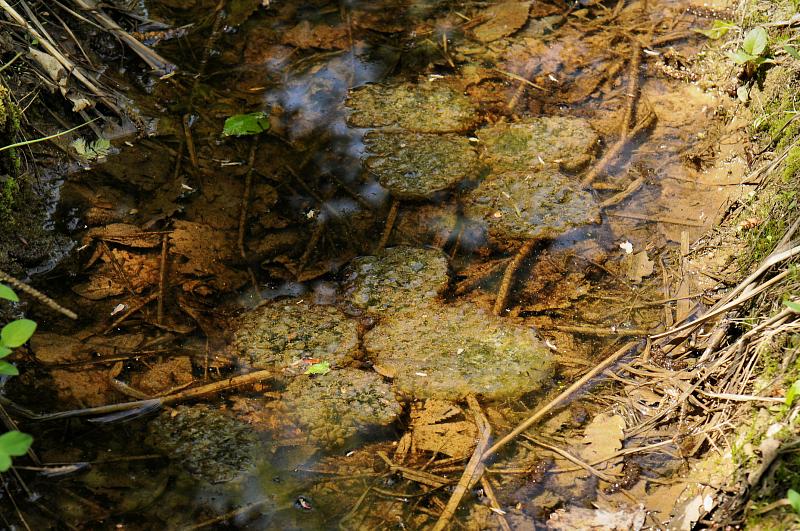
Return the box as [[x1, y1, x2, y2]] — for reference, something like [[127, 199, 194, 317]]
[[696, 20, 736, 40], [222, 112, 270, 137], [0, 284, 34, 472], [729, 26, 774, 71], [788, 488, 800, 513], [785, 378, 800, 406]]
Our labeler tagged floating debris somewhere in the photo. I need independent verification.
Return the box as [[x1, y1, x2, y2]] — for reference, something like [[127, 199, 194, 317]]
[[230, 301, 359, 372], [282, 368, 402, 448], [464, 170, 600, 240], [363, 131, 480, 199], [364, 302, 553, 400], [477, 116, 600, 173], [146, 405, 259, 483], [346, 82, 479, 132], [343, 246, 450, 312]]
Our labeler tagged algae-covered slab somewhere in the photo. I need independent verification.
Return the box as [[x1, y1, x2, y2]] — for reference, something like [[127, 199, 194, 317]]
[[146, 405, 259, 483], [343, 247, 450, 312], [283, 368, 401, 448], [464, 170, 600, 240], [477, 116, 599, 173], [363, 131, 479, 199], [364, 302, 553, 400], [230, 301, 358, 371], [346, 82, 479, 132]]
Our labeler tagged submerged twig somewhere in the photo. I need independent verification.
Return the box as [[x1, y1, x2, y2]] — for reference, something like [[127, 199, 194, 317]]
[[432, 395, 491, 531], [482, 341, 639, 460], [0, 369, 276, 422], [494, 240, 536, 316], [376, 198, 399, 253]]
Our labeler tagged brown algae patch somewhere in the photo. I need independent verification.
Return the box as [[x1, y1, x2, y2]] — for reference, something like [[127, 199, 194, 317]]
[[363, 131, 480, 199], [346, 82, 479, 132], [343, 246, 450, 312], [146, 405, 259, 483], [230, 301, 358, 371], [464, 170, 600, 240], [282, 368, 402, 448], [364, 302, 553, 400], [478, 116, 599, 173]]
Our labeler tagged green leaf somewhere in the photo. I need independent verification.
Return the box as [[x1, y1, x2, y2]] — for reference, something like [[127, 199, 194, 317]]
[[0, 346, 11, 359], [0, 431, 32, 456], [0, 319, 36, 348], [0, 453, 10, 472], [0, 285, 18, 302], [786, 379, 800, 406], [696, 20, 735, 40], [0, 361, 18, 376], [785, 300, 800, 313], [728, 49, 757, 65], [742, 27, 769, 57], [788, 489, 800, 513], [304, 361, 331, 376], [784, 45, 800, 60], [222, 112, 270, 137]]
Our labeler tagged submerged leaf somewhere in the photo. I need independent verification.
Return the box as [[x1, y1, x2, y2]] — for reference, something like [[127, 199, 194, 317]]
[[222, 112, 270, 137]]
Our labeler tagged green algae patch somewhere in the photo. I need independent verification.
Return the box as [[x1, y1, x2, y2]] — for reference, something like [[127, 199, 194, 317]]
[[464, 169, 600, 241], [364, 302, 553, 400], [343, 246, 450, 313], [283, 368, 402, 449], [346, 82, 479, 133], [230, 301, 358, 372], [146, 405, 260, 483], [363, 131, 479, 199], [477, 116, 599, 173]]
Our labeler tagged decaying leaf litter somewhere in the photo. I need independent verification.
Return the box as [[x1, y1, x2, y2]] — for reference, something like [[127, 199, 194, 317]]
[[0, 0, 771, 528]]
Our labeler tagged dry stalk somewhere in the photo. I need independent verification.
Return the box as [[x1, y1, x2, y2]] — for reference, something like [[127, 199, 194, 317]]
[[0, 270, 77, 319]]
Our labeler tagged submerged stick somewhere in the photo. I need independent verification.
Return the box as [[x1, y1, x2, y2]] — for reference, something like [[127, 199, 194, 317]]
[[493, 240, 535, 316], [0, 369, 275, 422], [376, 198, 400, 252], [432, 395, 491, 531], [482, 341, 639, 461], [581, 108, 656, 187]]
